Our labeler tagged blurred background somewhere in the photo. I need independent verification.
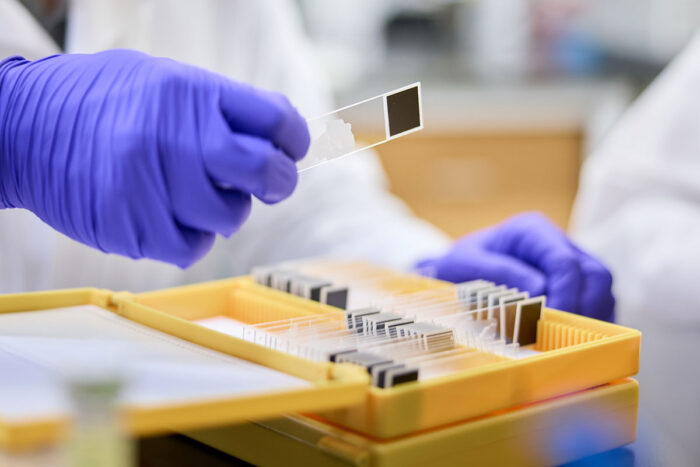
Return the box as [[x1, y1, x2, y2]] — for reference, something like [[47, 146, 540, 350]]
[[296, 0, 699, 236]]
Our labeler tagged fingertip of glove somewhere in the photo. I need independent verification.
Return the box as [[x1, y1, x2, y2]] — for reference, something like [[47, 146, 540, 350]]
[[413, 263, 438, 278], [256, 160, 298, 204], [523, 274, 547, 297], [173, 251, 203, 269], [279, 112, 310, 162], [265, 92, 310, 162], [174, 251, 206, 269], [255, 187, 294, 205], [169, 231, 216, 269]]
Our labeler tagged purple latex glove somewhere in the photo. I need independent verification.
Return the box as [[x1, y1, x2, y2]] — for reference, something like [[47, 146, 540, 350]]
[[0, 50, 309, 267], [415, 213, 615, 321]]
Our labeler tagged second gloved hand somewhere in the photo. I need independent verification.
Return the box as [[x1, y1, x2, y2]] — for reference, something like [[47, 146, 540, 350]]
[[0, 50, 309, 267], [415, 213, 615, 321]]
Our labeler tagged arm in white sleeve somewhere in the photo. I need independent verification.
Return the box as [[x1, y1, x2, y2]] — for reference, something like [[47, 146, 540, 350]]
[[223, 152, 451, 274], [571, 30, 700, 326]]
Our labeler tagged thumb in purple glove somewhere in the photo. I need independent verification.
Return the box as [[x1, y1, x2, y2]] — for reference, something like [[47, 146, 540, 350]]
[[415, 212, 615, 321]]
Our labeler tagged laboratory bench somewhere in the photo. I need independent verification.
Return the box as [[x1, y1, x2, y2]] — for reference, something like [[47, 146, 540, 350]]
[[0, 428, 674, 467]]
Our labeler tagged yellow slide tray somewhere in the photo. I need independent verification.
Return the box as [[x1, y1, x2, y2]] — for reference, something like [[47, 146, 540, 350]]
[[0, 266, 641, 455], [0, 288, 368, 452], [132, 273, 641, 438]]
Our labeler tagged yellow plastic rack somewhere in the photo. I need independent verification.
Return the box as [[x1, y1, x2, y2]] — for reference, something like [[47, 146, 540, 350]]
[[0, 264, 641, 465], [0, 288, 368, 452], [132, 273, 640, 439]]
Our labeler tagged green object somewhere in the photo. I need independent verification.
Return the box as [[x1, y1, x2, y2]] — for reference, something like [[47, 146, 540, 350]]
[[65, 375, 133, 467]]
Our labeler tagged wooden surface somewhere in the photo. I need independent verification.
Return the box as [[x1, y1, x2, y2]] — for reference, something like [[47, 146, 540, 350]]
[[362, 130, 583, 237]]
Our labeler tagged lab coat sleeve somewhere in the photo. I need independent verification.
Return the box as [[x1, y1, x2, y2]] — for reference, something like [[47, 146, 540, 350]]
[[219, 151, 452, 275], [570, 30, 700, 326], [0, 0, 59, 59]]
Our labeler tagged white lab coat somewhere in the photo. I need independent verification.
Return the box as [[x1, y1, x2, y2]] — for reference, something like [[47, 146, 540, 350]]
[[571, 30, 700, 328], [0, 0, 450, 293], [571, 30, 700, 462]]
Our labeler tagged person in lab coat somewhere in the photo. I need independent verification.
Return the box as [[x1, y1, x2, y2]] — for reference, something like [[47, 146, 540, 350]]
[[572, 29, 700, 327], [0, 0, 614, 321], [571, 30, 700, 462]]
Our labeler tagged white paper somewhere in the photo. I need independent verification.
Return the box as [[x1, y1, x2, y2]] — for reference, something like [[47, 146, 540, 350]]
[[194, 316, 251, 339], [0, 306, 310, 422]]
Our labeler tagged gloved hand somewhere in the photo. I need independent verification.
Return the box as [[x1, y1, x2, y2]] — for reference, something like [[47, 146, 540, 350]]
[[0, 49, 309, 267], [415, 213, 615, 321]]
